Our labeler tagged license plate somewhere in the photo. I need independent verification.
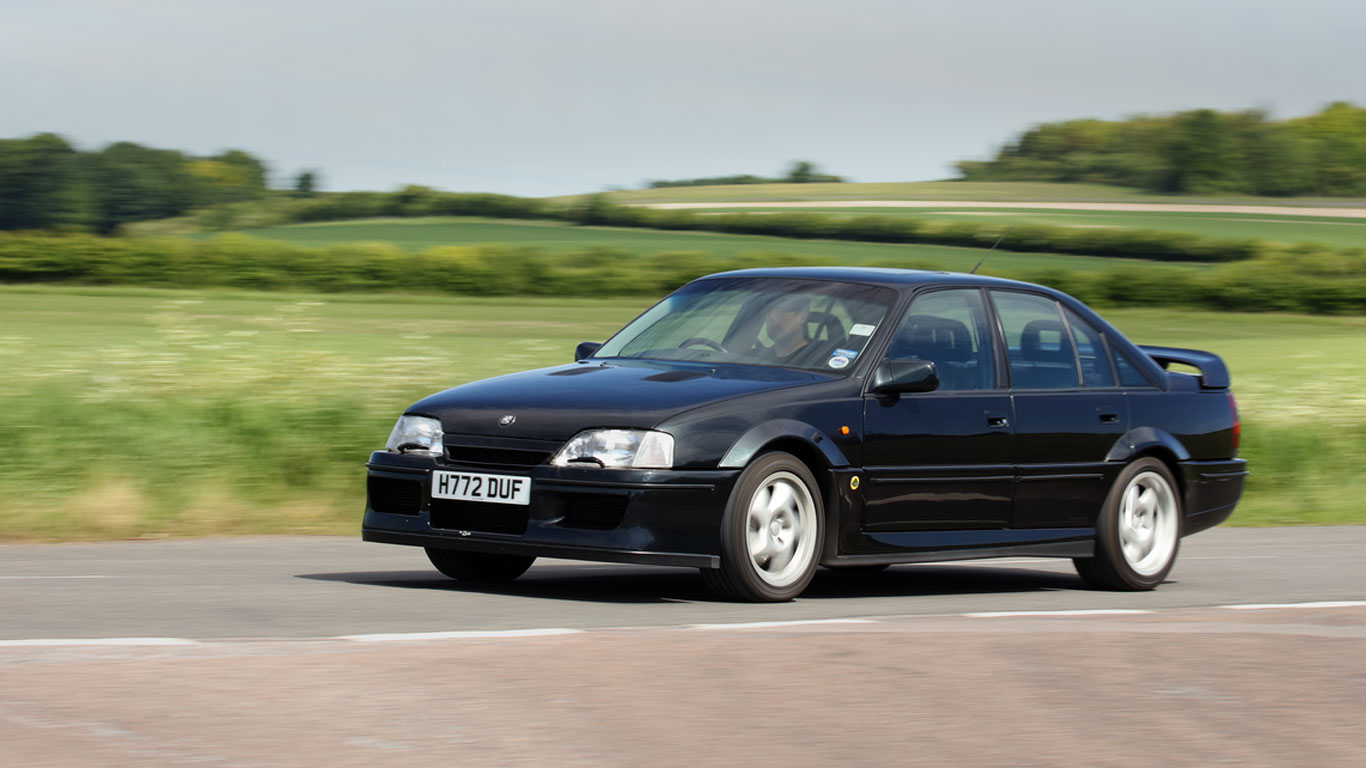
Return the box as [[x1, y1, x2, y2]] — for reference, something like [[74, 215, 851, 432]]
[[431, 471, 531, 506]]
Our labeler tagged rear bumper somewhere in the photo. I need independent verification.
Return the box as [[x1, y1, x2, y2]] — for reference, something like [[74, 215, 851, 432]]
[[1179, 458, 1248, 536], [363, 451, 739, 568]]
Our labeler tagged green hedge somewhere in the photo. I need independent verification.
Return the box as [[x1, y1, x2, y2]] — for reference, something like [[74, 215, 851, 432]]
[[2, 232, 1365, 314], [562, 203, 1271, 263]]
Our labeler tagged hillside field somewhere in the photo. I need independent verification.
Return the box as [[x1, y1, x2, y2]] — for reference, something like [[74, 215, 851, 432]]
[[1, 284, 1361, 541], [219, 217, 1213, 274]]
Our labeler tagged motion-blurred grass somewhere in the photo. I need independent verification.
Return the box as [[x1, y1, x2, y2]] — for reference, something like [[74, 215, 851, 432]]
[[0, 285, 1360, 540]]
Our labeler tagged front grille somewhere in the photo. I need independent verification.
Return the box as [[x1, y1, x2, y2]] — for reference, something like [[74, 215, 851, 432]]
[[429, 499, 529, 535], [560, 493, 628, 530], [443, 435, 560, 469], [444, 445, 553, 469], [368, 476, 422, 516]]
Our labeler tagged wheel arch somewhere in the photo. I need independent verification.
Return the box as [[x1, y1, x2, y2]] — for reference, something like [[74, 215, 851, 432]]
[[718, 419, 848, 470], [1106, 426, 1190, 513], [719, 421, 843, 558], [1106, 426, 1191, 464]]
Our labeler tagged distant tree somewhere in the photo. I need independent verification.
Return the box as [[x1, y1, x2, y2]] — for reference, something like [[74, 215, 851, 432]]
[[0, 133, 93, 231], [1162, 110, 1243, 193], [86, 142, 200, 233], [187, 149, 269, 205], [784, 160, 844, 184], [956, 102, 1366, 196], [294, 170, 318, 197]]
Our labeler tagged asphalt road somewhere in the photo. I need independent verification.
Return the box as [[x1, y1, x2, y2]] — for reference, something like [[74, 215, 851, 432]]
[[1, 526, 1364, 640], [3, 528, 1365, 767]]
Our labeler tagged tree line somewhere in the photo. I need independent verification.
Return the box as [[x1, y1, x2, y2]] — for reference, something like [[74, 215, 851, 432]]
[[646, 160, 844, 188], [0, 133, 276, 233], [956, 102, 1366, 196]]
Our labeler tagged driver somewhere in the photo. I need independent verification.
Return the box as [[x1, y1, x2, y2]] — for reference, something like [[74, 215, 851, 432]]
[[755, 295, 811, 363]]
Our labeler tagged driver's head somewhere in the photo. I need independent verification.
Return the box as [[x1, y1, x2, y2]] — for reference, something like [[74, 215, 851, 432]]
[[766, 295, 810, 346]]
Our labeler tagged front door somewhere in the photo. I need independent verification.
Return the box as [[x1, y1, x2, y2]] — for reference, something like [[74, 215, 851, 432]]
[[861, 288, 1014, 531]]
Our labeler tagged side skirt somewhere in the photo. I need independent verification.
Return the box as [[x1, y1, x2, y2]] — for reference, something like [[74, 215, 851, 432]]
[[823, 537, 1094, 568]]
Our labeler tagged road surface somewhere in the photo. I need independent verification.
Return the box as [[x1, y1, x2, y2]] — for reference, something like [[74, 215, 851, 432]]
[[2, 528, 1363, 767]]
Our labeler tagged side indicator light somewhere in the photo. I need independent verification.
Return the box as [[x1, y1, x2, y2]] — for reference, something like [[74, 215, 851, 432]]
[[840, 425, 851, 435], [850, 476, 860, 491]]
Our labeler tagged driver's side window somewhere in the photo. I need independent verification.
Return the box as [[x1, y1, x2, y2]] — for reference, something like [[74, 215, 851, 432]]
[[885, 289, 996, 391]]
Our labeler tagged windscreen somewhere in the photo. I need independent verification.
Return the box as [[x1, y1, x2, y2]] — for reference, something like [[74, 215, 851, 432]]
[[593, 277, 897, 373]]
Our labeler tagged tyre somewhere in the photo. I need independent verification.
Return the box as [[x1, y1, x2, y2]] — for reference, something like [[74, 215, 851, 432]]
[[701, 452, 824, 602], [1074, 457, 1182, 590], [425, 547, 535, 583]]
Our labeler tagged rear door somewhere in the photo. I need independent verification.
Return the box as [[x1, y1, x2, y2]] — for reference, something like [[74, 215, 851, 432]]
[[861, 288, 1014, 531], [989, 291, 1128, 528]]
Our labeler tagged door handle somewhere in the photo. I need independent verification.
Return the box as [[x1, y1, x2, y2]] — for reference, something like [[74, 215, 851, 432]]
[[987, 415, 1009, 428], [1098, 412, 1119, 424]]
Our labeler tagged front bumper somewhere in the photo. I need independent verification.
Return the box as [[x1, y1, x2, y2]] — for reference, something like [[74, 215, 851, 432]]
[[362, 451, 740, 569]]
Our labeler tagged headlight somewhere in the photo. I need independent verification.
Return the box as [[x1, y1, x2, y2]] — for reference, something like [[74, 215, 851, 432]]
[[386, 415, 443, 456], [550, 429, 674, 469]]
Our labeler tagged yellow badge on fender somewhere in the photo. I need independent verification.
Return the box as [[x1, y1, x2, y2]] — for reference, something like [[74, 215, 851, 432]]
[[850, 475, 861, 490]]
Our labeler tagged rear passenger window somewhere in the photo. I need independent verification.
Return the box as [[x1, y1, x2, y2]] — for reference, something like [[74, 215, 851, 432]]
[[886, 289, 996, 391], [1063, 308, 1115, 387], [991, 291, 1081, 390], [1113, 348, 1154, 388]]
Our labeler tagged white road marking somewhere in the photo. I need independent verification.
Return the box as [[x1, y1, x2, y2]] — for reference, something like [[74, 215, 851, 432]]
[[0, 637, 198, 647], [340, 628, 584, 642], [689, 618, 877, 630], [0, 575, 111, 580], [1224, 601, 1366, 611], [965, 609, 1153, 618], [7, 602, 1366, 650]]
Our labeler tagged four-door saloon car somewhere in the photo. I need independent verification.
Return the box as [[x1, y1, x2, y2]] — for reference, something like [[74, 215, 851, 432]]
[[363, 267, 1246, 601]]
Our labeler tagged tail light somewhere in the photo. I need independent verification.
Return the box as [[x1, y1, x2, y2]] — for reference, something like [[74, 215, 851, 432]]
[[1229, 392, 1240, 455]]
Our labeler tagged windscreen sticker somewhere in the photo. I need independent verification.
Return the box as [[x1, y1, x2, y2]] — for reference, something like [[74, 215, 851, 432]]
[[833, 348, 859, 359], [827, 355, 851, 369], [849, 323, 876, 336]]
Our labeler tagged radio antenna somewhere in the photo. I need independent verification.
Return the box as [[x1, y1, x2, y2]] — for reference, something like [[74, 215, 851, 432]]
[[969, 226, 1014, 275]]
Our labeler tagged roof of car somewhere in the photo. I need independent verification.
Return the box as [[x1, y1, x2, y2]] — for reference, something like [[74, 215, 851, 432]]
[[700, 266, 1041, 291]]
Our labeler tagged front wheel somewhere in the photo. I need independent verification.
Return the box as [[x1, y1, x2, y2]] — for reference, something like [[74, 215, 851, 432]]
[[701, 452, 824, 602], [425, 548, 535, 583], [1074, 457, 1182, 590]]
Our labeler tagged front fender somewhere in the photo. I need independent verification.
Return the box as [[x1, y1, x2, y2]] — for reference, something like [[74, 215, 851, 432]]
[[1106, 426, 1192, 463], [718, 419, 849, 469]]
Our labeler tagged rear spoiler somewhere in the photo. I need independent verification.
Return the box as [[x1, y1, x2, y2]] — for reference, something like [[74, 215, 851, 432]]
[[1137, 345, 1230, 389]]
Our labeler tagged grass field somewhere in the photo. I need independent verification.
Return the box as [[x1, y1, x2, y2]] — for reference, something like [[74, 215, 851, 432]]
[[222, 217, 1211, 274], [583, 181, 1366, 207], [1, 284, 1361, 541], [676, 207, 1366, 249]]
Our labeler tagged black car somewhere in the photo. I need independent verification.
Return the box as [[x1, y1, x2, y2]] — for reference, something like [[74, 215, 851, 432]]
[[363, 267, 1246, 601]]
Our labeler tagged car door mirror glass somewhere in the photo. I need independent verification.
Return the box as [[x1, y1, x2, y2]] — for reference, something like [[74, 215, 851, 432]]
[[872, 359, 939, 394], [575, 341, 602, 361]]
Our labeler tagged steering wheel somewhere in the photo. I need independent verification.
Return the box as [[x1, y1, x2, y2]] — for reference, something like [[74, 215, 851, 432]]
[[679, 337, 728, 353]]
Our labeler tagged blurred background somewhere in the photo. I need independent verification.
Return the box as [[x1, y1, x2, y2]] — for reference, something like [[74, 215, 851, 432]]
[[1, 0, 1363, 540]]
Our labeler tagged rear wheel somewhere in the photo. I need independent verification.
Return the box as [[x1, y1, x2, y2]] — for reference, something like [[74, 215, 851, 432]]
[[1074, 457, 1181, 590], [425, 548, 535, 583], [701, 452, 824, 602]]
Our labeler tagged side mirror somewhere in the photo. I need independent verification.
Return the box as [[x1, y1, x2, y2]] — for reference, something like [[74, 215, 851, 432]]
[[575, 341, 603, 361], [871, 359, 939, 395]]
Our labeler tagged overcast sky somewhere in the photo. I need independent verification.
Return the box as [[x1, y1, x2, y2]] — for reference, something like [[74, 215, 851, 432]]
[[3, 0, 1363, 196]]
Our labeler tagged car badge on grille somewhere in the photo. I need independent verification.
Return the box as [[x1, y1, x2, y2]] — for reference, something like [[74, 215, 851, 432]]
[[498, 414, 517, 427]]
